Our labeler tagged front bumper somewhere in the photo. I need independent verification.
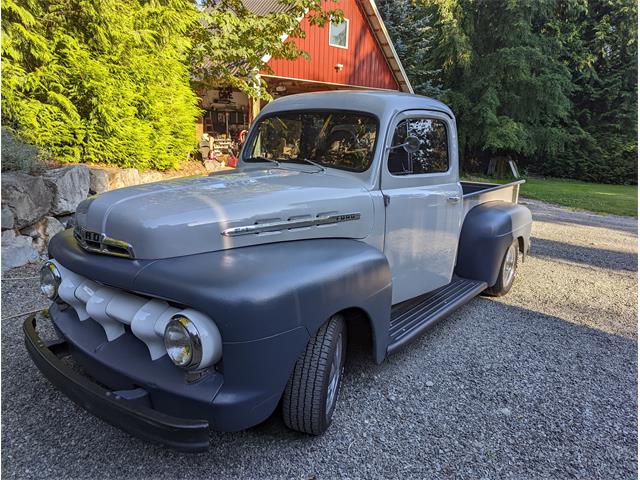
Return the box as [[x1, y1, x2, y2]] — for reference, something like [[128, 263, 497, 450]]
[[25, 301, 309, 448], [24, 314, 210, 452]]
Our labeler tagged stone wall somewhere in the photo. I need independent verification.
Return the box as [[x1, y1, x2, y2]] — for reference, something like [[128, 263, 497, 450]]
[[1, 165, 192, 272]]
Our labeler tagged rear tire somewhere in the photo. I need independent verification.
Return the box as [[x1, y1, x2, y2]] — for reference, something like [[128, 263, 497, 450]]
[[282, 314, 347, 435], [485, 239, 519, 297]]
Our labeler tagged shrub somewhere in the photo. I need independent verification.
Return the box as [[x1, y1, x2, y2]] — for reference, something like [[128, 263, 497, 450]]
[[1, 128, 46, 175]]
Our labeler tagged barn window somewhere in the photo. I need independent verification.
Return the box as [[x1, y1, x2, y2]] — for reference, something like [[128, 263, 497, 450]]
[[329, 19, 349, 48]]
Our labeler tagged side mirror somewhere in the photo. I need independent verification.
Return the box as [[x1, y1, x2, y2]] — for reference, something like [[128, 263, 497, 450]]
[[389, 135, 421, 154]]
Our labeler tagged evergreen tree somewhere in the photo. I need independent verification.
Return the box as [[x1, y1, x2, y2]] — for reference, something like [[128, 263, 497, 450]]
[[376, 0, 442, 96], [549, 0, 637, 183], [379, 0, 637, 183]]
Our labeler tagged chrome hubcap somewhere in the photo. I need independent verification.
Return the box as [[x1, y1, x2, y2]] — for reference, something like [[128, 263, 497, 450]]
[[503, 245, 516, 286], [326, 333, 343, 419]]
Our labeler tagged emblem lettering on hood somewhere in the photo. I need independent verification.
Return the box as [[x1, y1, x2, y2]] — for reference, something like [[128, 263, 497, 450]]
[[74, 225, 135, 258], [221, 213, 362, 237]]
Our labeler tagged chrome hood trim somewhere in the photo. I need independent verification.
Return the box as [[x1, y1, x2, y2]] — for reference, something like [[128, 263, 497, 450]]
[[221, 212, 361, 237]]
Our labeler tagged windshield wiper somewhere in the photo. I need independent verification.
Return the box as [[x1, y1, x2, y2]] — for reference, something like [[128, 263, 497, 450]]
[[296, 157, 326, 172], [245, 156, 280, 167]]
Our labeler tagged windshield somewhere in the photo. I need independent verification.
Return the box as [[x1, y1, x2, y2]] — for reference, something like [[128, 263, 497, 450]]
[[244, 110, 379, 172]]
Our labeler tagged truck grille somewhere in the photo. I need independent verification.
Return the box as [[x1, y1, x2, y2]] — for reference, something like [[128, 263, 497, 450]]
[[74, 226, 134, 259]]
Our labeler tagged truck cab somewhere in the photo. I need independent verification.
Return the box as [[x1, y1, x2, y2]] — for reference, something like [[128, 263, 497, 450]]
[[26, 91, 532, 451]]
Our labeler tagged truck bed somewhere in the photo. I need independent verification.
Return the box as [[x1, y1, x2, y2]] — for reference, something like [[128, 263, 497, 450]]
[[461, 180, 525, 215]]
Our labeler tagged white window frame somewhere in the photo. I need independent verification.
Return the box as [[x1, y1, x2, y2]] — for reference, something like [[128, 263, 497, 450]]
[[329, 18, 349, 49]]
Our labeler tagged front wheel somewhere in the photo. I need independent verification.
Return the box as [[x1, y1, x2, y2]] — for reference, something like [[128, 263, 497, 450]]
[[484, 239, 519, 297], [282, 314, 347, 435]]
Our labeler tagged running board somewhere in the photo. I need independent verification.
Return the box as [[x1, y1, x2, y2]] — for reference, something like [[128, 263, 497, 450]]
[[387, 277, 487, 355]]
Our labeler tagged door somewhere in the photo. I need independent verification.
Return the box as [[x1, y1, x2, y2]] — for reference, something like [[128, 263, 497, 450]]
[[381, 111, 464, 304]]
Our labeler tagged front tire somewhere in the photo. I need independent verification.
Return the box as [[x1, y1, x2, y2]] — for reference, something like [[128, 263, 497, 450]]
[[485, 239, 519, 297], [282, 314, 347, 435]]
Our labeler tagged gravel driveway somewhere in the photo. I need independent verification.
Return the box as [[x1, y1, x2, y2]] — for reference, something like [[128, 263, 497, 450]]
[[2, 200, 637, 479]]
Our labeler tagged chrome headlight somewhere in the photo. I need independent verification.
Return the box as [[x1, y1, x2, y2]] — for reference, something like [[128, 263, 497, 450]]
[[164, 315, 203, 369], [40, 261, 62, 299]]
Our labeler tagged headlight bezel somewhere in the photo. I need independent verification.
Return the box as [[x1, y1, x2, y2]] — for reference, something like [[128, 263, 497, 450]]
[[40, 261, 62, 300], [163, 315, 203, 369]]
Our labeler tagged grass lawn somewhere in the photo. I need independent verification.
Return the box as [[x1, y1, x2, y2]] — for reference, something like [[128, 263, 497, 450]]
[[463, 175, 638, 217]]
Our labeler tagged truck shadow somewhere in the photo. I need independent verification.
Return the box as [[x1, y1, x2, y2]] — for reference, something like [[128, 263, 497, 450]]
[[526, 200, 637, 234], [529, 236, 637, 272]]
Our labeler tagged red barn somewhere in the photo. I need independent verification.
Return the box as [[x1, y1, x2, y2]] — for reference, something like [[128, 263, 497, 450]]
[[197, 0, 412, 153]]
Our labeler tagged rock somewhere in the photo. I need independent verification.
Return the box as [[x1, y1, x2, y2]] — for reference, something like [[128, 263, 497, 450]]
[[120, 168, 140, 187], [1, 230, 39, 272], [89, 167, 162, 193], [55, 214, 75, 229], [20, 216, 66, 253], [1, 206, 15, 230], [21, 218, 47, 252], [498, 407, 512, 416], [89, 168, 109, 194], [45, 216, 65, 239], [139, 171, 163, 184], [2, 230, 15, 243], [1, 172, 53, 229], [105, 167, 139, 190], [21, 219, 44, 239], [43, 165, 90, 215], [204, 160, 224, 173]]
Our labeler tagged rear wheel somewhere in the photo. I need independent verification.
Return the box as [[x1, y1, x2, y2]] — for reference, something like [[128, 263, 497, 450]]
[[282, 315, 347, 435], [485, 239, 519, 296]]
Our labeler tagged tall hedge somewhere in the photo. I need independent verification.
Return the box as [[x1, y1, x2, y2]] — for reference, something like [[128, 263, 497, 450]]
[[2, 0, 201, 170]]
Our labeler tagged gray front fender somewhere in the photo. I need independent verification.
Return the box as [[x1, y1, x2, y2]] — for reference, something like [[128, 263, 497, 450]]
[[133, 238, 392, 427], [133, 239, 392, 362]]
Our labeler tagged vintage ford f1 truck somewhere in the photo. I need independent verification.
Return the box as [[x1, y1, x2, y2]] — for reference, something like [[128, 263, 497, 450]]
[[25, 91, 531, 451]]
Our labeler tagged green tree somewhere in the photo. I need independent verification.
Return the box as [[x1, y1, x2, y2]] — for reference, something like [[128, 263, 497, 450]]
[[377, 0, 442, 96], [418, 0, 575, 172], [547, 0, 638, 183]]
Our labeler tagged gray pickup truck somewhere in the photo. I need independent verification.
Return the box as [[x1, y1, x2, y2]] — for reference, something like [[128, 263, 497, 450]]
[[25, 91, 531, 451]]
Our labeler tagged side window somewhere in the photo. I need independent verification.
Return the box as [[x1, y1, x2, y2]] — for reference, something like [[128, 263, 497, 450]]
[[387, 118, 449, 175]]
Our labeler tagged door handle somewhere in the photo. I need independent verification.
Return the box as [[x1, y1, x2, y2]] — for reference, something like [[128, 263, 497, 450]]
[[447, 196, 461, 204]]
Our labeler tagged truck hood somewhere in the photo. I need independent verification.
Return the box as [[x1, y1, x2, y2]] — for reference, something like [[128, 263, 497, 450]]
[[74, 167, 375, 260]]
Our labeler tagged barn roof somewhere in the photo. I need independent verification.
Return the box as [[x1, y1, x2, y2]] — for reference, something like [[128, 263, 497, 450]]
[[241, 0, 293, 15]]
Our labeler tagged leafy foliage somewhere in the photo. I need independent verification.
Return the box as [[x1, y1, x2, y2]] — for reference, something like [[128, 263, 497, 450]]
[[1, 127, 46, 174], [378, 0, 637, 184]]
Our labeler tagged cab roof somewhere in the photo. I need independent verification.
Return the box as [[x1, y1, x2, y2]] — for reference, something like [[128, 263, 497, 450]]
[[260, 90, 454, 120]]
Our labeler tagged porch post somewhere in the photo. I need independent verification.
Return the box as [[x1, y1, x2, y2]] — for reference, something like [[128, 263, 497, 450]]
[[249, 72, 262, 123]]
